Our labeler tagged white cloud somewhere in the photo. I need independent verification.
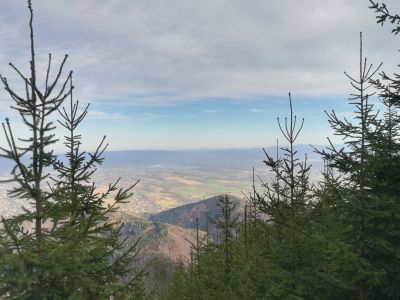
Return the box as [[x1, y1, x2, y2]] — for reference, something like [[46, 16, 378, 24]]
[[250, 108, 266, 113], [87, 111, 128, 121], [0, 0, 399, 106], [201, 109, 218, 114]]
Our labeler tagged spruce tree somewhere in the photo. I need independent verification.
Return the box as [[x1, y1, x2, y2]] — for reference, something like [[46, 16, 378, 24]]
[[213, 194, 239, 286], [358, 4, 400, 297], [0, 1, 142, 298], [164, 195, 244, 300], [164, 260, 190, 300], [252, 95, 313, 298], [250, 95, 350, 299], [366, 81, 400, 299], [319, 30, 400, 299], [369, 1, 400, 35]]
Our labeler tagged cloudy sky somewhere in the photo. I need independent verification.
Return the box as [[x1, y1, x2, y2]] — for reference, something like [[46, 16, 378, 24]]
[[0, 0, 399, 151]]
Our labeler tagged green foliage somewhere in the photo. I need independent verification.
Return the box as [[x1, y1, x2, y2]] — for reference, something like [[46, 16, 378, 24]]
[[163, 19, 400, 298], [1, 1, 400, 299], [318, 30, 400, 299], [0, 1, 144, 299], [163, 195, 244, 300], [248, 96, 351, 299]]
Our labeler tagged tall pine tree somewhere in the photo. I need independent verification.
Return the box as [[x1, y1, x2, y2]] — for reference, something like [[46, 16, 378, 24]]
[[0, 1, 143, 298], [319, 30, 400, 299]]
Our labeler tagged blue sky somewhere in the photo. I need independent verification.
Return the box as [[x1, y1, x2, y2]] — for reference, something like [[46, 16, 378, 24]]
[[80, 95, 359, 150], [0, 0, 399, 150]]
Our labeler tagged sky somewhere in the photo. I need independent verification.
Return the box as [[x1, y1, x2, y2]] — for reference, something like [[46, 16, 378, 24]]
[[0, 0, 399, 151]]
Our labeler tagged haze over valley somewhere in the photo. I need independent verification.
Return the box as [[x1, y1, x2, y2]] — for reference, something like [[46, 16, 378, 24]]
[[0, 146, 324, 218], [1, 0, 399, 298]]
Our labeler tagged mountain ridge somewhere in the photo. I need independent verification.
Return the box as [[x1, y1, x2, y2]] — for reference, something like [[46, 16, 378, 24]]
[[149, 194, 244, 239]]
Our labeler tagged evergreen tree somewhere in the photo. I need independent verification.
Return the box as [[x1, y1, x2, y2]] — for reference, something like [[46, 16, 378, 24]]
[[0, 1, 143, 298], [366, 83, 400, 299], [213, 194, 240, 287], [161, 2, 400, 299], [164, 195, 244, 300], [319, 30, 400, 299], [369, 1, 400, 35], [196, 195, 244, 299], [252, 95, 314, 299], [164, 260, 190, 300], [250, 95, 351, 299]]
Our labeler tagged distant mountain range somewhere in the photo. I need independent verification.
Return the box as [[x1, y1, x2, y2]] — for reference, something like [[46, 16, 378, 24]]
[[0, 145, 325, 175], [101, 145, 324, 169]]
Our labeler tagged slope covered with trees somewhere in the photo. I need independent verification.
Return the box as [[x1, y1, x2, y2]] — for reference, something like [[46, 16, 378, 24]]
[[1, 1, 400, 299], [162, 2, 400, 299]]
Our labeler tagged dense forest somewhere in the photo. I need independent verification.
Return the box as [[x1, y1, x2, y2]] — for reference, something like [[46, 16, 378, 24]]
[[1, 0, 400, 299]]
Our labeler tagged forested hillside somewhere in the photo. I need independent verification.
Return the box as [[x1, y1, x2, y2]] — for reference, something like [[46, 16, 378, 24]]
[[0, 1, 400, 299], [162, 2, 400, 299]]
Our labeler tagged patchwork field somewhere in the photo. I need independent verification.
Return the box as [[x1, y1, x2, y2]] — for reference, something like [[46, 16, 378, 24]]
[[92, 166, 257, 215], [0, 148, 323, 217]]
